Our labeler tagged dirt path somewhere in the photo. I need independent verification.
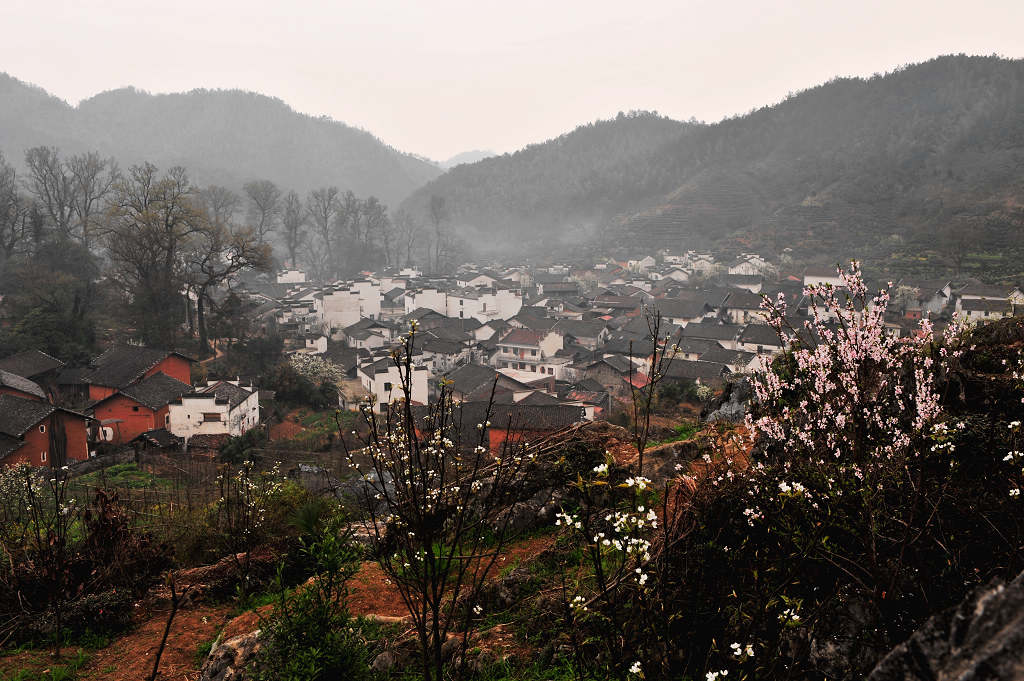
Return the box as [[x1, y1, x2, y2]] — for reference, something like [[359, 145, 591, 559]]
[[79, 603, 234, 681]]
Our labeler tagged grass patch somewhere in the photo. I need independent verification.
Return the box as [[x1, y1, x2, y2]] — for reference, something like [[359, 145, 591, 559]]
[[76, 462, 170, 489], [0, 648, 90, 681], [651, 421, 698, 446]]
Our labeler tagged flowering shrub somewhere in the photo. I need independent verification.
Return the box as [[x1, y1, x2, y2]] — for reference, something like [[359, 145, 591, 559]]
[[342, 327, 536, 681], [646, 265, 1024, 680], [214, 460, 287, 598]]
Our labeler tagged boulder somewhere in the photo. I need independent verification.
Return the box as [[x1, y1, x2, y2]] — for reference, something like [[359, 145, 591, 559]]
[[868, 570, 1024, 681], [199, 630, 262, 681]]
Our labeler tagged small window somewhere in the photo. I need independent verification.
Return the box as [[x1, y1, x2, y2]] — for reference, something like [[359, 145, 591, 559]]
[[165, 415, 170, 425], [203, 413, 221, 422], [132, 406, 139, 412], [40, 451, 46, 462], [384, 382, 393, 392], [379, 402, 388, 412], [530, 349, 537, 356], [39, 424, 45, 433]]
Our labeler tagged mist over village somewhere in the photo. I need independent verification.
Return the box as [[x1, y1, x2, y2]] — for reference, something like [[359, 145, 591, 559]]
[[1, 2, 1024, 680]]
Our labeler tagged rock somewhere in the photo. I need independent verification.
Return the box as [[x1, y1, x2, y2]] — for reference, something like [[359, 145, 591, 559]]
[[199, 630, 262, 681], [867, 570, 1024, 681], [371, 650, 397, 672], [704, 377, 754, 423]]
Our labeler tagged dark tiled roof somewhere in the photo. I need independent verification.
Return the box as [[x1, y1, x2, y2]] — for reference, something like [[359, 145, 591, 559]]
[[724, 290, 766, 310], [445, 364, 500, 397], [118, 373, 195, 410], [501, 329, 544, 346], [0, 370, 47, 399], [516, 391, 563, 406], [553, 319, 608, 339], [738, 324, 783, 346], [0, 349, 65, 379], [0, 394, 57, 438], [86, 346, 192, 389], [699, 347, 757, 367], [651, 298, 711, 319], [664, 360, 730, 381], [201, 381, 256, 408], [136, 428, 181, 448], [682, 321, 743, 342]]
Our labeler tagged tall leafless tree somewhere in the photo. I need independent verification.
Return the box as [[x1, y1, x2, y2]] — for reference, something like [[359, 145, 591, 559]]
[[68, 151, 119, 252], [0, 153, 28, 261], [187, 189, 271, 356], [393, 208, 420, 268], [306, 187, 340, 279], [103, 164, 205, 346], [23, 146, 75, 240], [429, 195, 447, 274], [281, 190, 306, 268], [243, 179, 282, 244]]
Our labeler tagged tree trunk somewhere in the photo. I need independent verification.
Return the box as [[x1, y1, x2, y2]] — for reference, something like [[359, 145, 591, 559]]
[[197, 290, 210, 358]]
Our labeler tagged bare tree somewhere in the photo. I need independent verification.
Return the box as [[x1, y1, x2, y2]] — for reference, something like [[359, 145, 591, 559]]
[[306, 187, 340, 279], [24, 146, 75, 240], [281, 190, 306, 268], [429, 195, 447, 274], [0, 153, 28, 261], [189, 187, 271, 355], [243, 179, 282, 244], [68, 151, 119, 252], [394, 208, 420, 268], [103, 164, 205, 346], [363, 196, 391, 267]]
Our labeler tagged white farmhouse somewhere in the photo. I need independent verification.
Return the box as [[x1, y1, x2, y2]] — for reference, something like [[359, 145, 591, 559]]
[[358, 357, 429, 413], [277, 269, 307, 284], [168, 381, 260, 441]]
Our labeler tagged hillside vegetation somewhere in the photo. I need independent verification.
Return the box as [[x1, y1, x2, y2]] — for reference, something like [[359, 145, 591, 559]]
[[0, 76, 441, 205], [403, 55, 1024, 265]]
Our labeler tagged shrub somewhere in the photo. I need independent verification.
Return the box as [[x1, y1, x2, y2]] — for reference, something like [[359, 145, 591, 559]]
[[253, 514, 369, 681]]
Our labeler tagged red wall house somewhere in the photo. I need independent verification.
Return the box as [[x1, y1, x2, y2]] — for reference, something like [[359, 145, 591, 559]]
[[85, 347, 194, 402], [0, 398, 90, 468], [92, 394, 170, 446], [90, 372, 194, 445]]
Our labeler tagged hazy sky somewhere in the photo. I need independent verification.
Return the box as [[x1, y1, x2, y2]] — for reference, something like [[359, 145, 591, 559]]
[[4, 0, 1023, 160]]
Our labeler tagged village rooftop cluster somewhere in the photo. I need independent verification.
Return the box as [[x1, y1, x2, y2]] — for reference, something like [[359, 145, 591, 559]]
[[1, 248, 1021, 470]]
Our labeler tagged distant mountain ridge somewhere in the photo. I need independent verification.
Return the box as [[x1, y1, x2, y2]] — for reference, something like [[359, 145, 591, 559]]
[[402, 55, 1024, 264], [440, 150, 497, 169], [0, 75, 441, 205]]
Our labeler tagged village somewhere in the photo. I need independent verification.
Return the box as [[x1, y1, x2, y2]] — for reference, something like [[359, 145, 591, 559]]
[[2, 247, 1020, 472]]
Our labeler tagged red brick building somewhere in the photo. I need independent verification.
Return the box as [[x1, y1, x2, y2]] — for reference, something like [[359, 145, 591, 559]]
[[0, 394, 90, 467], [84, 346, 193, 402], [91, 373, 194, 445]]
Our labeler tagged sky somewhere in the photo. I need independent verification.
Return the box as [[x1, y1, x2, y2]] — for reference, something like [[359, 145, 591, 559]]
[[3, 0, 1023, 161]]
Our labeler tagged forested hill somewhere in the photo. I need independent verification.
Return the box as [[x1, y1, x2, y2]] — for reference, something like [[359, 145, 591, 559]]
[[400, 112, 695, 249], [403, 55, 1024, 262], [0, 76, 441, 205]]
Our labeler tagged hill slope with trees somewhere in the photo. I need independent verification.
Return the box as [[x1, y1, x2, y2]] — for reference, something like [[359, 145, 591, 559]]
[[403, 55, 1024, 264], [0, 75, 441, 205]]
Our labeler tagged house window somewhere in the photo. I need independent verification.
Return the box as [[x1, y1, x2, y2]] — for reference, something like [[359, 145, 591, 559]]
[[380, 402, 388, 412], [132, 406, 139, 412], [384, 382, 393, 391], [203, 413, 221, 422], [40, 451, 46, 462], [530, 349, 537, 356], [39, 424, 46, 433], [165, 415, 170, 425]]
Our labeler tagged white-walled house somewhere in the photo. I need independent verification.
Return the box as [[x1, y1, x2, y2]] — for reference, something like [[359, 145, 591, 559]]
[[405, 288, 448, 316], [803, 267, 844, 289], [168, 381, 260, 441], [277, 269, 307, 284], [358, 357, 429, 413]]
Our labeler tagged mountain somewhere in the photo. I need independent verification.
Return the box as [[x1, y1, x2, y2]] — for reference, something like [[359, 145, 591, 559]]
[[440, 150, 497, 169], [401, 112, 694, 251], [0, 75, 441, 206], [402, 55, 1024, 267]]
